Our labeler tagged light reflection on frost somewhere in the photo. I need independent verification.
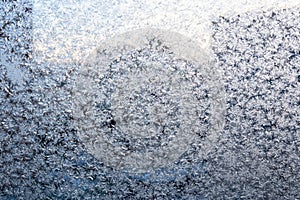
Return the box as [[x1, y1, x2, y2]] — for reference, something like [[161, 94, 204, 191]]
[[72, 29, 225, 173]]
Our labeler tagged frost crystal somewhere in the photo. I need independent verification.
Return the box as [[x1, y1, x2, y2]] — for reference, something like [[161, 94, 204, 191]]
[[72, 29, 225, 173], [1, 0, 300, 198]]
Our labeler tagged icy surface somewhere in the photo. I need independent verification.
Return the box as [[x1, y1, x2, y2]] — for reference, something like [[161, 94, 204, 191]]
[[72, 29, 225, 173], [32, 0, 299, 63], [211, 8, 300, 198], [0, 0, 300, 199]]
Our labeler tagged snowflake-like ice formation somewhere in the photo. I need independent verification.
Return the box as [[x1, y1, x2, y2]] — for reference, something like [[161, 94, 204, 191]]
[[72, 29, 225, 173]]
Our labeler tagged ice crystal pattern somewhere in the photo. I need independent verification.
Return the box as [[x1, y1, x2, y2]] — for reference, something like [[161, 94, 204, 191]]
[[72, 29, 225, 173]]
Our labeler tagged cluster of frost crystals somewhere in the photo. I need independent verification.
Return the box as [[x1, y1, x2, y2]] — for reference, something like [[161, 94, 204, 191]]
[[0, 0, 32, 88], [210, 7, 300, 199], [1, 1, 226, 197], [73, 30, 225, 173], [4, 0, 299, 199], [0, 0, 34, 198]]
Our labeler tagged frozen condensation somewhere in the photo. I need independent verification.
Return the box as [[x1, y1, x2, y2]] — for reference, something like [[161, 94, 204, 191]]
[[1, 0, 300, 198], [32, 0, 299, 63], [72, 29, 225, 173]]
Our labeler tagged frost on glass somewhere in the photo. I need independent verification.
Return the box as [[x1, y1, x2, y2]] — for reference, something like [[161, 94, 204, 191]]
[[72, 29, 225, 173], [2, 0, 300, 198]]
